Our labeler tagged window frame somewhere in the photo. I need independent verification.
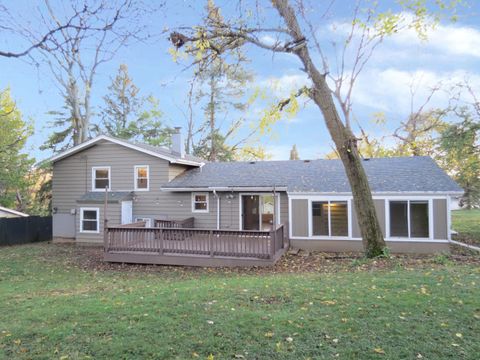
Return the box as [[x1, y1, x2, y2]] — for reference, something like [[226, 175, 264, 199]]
[[92, 166, 111, 192], [309, 199, 351, 239], [134, 165, 150, 191], [192, 192, 209, 213], [387, 199, 432, 240], [79, 207, 100, 233], [134, 217, 152, 227]]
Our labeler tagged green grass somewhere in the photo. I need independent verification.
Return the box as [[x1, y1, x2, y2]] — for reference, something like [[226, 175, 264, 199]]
[[452, 209, 480, 244], [0, 244, 479, 359]]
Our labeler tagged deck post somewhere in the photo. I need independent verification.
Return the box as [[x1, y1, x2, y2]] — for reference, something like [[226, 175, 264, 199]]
[[270, 229, 275, 259], [159, 228, 164, 255], [103, 186, 109, 252], [209, 230, 214, 257]]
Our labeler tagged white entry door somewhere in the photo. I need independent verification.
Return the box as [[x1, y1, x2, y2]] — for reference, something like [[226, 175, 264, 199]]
[[121, 201, 133, 224]]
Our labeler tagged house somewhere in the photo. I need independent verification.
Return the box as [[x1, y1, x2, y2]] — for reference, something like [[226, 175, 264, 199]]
[[0, 206, 29, 218], [50, 129, 463, 266]]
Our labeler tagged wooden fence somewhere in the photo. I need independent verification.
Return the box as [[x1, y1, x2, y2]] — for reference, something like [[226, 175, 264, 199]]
[[0, 216, 52, 246], [105, 224, 285, 260]]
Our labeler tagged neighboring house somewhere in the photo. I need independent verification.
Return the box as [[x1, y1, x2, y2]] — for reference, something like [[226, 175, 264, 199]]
[[0, 206, 29, 218], [50, 129, 463, 262]]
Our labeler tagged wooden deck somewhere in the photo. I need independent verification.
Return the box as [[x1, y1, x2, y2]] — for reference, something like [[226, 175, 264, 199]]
[[104, 224, 287, 267]]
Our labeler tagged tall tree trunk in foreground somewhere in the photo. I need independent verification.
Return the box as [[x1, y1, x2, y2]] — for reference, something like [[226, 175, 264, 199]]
[[273, 0, 386, 256]]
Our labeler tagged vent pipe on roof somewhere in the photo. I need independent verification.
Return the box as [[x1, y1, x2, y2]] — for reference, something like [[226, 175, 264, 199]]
[[172, 127, 185, 158]]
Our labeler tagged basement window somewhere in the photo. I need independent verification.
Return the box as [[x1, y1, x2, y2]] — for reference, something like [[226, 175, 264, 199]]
[[80, 208, 99, 233]]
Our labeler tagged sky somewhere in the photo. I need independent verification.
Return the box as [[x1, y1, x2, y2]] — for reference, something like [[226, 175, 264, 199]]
[[0, 0, 479, 161]]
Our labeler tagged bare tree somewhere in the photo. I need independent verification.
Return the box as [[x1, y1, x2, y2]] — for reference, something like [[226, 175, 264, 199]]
[[169, 0, 456, 257], [1, 0, 155, 151]]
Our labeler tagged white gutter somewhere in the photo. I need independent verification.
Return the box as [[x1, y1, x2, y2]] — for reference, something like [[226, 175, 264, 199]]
[[213, 189, 220, 230], [449, 239, 480, 252], [161, 186, 288, 192]]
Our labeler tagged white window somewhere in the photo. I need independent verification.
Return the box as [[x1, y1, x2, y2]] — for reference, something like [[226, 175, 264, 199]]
[[192, 193, 209, 213], [134, 165, 149, 191], [389, 200, 430, 238], [92, 166, 111, 191], [311, 200, 349, 237], [80, 208, 99, 233], [135, 217, 152, 227]]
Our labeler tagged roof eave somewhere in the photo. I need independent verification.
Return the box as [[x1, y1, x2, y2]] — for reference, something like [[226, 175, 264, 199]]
[[47, 135, 204, 167], [161, 186, 288, 192]]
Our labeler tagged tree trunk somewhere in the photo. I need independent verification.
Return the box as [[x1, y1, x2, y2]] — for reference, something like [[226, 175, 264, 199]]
[[273, 0, 386, 257], [209, 73, 216, 161]]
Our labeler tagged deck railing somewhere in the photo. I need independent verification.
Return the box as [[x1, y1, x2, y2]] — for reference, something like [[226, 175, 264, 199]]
[[154, 217, 195, 229], [105, 224, 285, 260]]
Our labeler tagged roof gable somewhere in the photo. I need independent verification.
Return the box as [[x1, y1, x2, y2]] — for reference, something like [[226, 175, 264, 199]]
[[48, 135, 203, 167]]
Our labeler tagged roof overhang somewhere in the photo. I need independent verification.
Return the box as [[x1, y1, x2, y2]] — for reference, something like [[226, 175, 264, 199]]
[[47, 135, 203, 167], [286, 191, 464, 196], [162, 186, 288, 192], [0, 206, 29, 217]]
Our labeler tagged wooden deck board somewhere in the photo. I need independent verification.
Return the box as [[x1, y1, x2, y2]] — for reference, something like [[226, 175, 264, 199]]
[[104, 225, 287, 267]]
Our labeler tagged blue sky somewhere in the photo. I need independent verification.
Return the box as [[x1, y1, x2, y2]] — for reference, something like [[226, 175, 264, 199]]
[[1, 0, 479, 161]]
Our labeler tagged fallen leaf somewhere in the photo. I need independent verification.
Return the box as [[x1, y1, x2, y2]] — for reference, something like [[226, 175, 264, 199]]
[[373, 348, 385, 354]]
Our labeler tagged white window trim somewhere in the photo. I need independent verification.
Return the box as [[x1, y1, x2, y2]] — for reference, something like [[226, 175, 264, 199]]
[[134, 165, 150, 191], [288, 194, 446, 242], [134, 217, 152, 227], [79, 207, 100, 233], [92, 166, 111, 192], [238, 193, 281, 231], [308, 199, 351, 239], [386, 199, 433, 240], [192, 192, 209, 213]]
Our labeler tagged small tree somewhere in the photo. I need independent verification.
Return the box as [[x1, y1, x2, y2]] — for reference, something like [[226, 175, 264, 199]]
[[0, 88, 35, 211], [289, 144, 299, 160], [439, 109, 480, 209]]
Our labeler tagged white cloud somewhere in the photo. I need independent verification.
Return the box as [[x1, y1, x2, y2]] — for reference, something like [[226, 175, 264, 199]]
[[260, 35, 277, 46], [389, 22, 480, 58], [352, 68, 480, 115], [327, 13, 480, 59], [258, 73, 311, 98]]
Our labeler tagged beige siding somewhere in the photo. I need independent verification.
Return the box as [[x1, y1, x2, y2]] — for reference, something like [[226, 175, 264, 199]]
[[168, 164, 188, 181], [291, 199, 309, 237], [433, 199, 448, 240], [76, 203, 121, 243], [351, 199, 385, 238], [53, 143, 288, 241], [291, 239, 449, 254]]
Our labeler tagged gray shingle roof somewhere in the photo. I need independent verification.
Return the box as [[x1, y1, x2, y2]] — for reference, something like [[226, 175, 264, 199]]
[[163, 156, 463, 193], [77, 191, 134, 203]]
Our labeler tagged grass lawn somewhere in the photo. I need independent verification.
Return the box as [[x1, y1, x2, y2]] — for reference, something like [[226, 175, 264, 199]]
[[452, 209, 480, 245], [0, 245, 479, 359]]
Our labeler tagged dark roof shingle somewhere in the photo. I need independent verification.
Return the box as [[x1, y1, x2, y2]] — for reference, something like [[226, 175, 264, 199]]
[[163, 156, 462, 193]]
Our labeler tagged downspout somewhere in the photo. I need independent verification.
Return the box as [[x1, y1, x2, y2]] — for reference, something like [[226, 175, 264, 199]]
[[213, 189, 220, 230]]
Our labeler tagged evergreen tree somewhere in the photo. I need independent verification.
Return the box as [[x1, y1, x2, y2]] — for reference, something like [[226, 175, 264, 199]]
[[97, 64, 173, 146], [289, 144, 299, 160]]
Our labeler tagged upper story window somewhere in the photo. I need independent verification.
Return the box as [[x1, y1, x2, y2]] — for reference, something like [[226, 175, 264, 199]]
[[92, 166, 111, 191], [389, 200, 429, 238], [192, 193, 209, 213], [134, 165, 149, 191]]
